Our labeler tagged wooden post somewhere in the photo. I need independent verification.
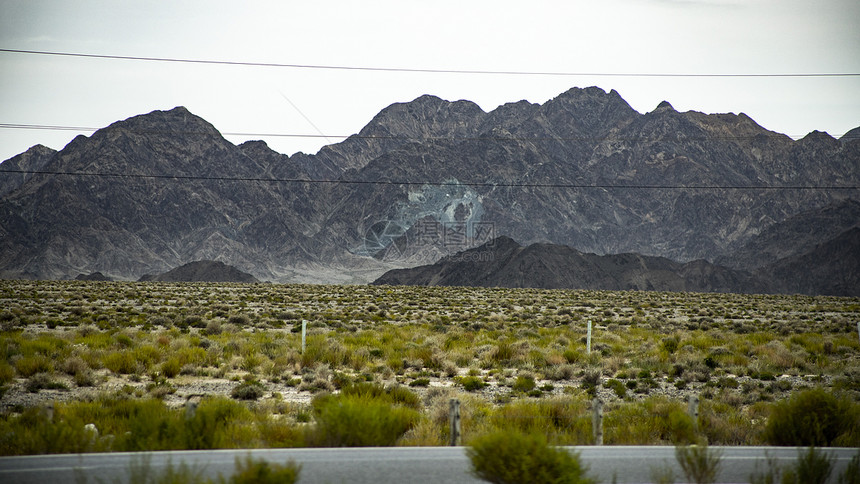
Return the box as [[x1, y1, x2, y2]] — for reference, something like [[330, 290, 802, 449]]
[[449, 399, 461, 446], [43, 402, 54, 422], [592, 398, 603, 445], [587, 320, 592, 355], [857, 321, 859, 344], [301, 319, 307, 354], [688, 394, 699, 432]]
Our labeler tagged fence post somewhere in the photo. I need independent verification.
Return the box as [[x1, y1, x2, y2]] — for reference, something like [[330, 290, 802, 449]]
[[43, 402, 54, 422], [587, 319, 592, 354], [688, 394, 699, 432], [301, 319, 307, 354], [449, 399, 461, 446], [592, 398, 603, 445], [857, 320, 859, 344]]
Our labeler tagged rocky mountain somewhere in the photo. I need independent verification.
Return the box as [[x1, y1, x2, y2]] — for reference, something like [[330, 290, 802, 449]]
[[1, 87, 857, 289], [138, 260, 259, 283], [717, 199, 860, 270], [75, 271, 112, 281], [373, 236, 769, 293], [755, 227, 860, 297], [0, 144, 56, 198]]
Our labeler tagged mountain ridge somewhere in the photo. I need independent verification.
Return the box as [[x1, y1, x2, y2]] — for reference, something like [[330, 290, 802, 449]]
[[373, 236, 772, 294], [1, 87, 857, 290]]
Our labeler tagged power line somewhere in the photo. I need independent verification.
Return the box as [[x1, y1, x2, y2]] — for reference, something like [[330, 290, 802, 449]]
[[0, 122, 844, 143], [1, 168, 857, 191], [2, 48, 859, 78]]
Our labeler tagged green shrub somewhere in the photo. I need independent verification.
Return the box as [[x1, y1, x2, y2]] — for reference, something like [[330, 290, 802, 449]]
[[467, 430, 595, 484], [14, 355, 53, 377], [231, 381, 265, 401], [748, 453, 783, 484], [105, 454, 205, 484], [26, 373, 68, 392], [308, 394, 419, 447], [782, 447, 833, 484], [103, 350, 138, 374], [512, 375, 536, 393], [409, 377, 430, 387], [675, 444, 722, 484], [0, 362, 15, 383], [605, 379, 627, 399], [223, 454, 301, 484], [662, 336, 680, 354], [839, 451, 860, 484], [762, 388, 859, 446], [460, 376, 486, 392], [340, 382, 420, 409], [750, 448, 857, 484], [0, 405, 103, 455], [183, 397, 253, 450], [490, 398, 591, 445], [605, 397, 697, 445], [492, 341, 516, 364], [160, 358, 182, 378]]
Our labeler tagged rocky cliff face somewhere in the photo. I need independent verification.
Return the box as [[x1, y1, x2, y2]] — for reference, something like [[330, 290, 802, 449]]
[[1, 88, 857, 289], [717, 199, 860, 270], [0, 108, 318, 281], [0, 144, 56, 197]]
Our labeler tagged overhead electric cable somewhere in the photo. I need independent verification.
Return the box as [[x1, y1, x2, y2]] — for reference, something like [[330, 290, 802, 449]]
[[2, 48, 858, 78], [0, 122, 847, 142], [0, 168, 856, 191]]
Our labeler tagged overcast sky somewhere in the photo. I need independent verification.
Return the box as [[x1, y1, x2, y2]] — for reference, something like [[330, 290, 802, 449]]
[[1, 0, 859, 162]]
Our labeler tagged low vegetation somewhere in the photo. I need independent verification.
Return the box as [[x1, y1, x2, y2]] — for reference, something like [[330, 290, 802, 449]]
[[467, 429, 595, 484], [1, 279, 859, 455], [73, 453, 301, 484]]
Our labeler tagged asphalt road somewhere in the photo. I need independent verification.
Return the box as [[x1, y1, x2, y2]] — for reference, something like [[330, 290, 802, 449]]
[[0, 446, 857, 484]]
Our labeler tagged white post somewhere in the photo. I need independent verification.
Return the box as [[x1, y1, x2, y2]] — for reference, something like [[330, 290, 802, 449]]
[[688, 394, 699, 432], [449, 399, 461, 446], [301, 319, 307, 354], [592, 398, 604, 445], [587, 320, 592, 354]]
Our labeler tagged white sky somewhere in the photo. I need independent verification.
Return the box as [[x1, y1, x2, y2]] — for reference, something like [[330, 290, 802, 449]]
[[1, 0, 859, 162]]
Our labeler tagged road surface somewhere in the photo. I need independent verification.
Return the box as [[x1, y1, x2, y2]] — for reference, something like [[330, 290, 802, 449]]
[[0, 446, 857, 483]]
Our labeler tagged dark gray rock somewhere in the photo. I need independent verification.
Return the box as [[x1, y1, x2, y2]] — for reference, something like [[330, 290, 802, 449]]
[[75, 271, 112, 281], [756, 227, 860, 296], [1, 88, 857, 291], [139, 260, 259, 283], [718, 199, 860, 270], [0, 144, 56, 197], [373, 236, 768, 293]]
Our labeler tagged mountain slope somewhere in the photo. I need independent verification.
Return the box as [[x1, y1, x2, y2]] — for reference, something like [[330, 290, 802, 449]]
[[373, 236, 767, 293], [138, 260, 259, 283], [0, 108, 320, 280], [1, 88, 857, 286], [0, 144, 56, 198], [756, 227, 860, 296], [718, 199, 860, 270]]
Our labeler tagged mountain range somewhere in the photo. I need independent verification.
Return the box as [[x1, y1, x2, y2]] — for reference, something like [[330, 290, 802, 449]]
[[0, 86, 857, 294], [373, 228, 859, 296]]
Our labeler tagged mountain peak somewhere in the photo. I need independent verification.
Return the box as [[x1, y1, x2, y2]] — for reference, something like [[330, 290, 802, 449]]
[[840, 126, 860, 142], [102, 106, 220, 137], [653, 100, 675, 112]]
